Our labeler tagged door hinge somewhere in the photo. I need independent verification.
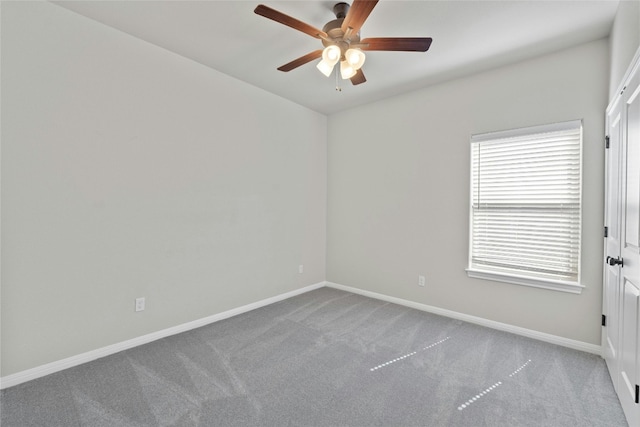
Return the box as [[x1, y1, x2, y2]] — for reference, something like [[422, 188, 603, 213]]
[[636, 384, 639, 404], [605, 135, 610, 149], [604, 226, 608, 238], [602, 314, 606, 327]]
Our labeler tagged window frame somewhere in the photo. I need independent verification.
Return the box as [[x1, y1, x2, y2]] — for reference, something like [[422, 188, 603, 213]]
[[466, 120, 584, 294]]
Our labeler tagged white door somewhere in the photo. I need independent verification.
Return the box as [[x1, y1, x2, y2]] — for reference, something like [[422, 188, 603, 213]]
[[603, 94, 623, 389], [618, 66, 640, 427]]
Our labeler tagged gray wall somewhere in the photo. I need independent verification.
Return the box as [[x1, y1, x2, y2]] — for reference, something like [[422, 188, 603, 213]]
[[1, 1, 327, 376], [327, 39, 609, 345], [609, 0, 640, 98]]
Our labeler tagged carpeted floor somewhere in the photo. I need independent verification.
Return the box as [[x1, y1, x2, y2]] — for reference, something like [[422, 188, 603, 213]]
[[0, 287, 628, 426]]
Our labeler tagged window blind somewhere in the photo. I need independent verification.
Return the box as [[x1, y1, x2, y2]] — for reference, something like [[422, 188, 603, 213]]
[[469, 121, 582, 284]]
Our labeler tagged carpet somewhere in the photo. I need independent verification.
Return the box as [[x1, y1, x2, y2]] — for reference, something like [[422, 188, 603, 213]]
[[0, 287, 628, 426]]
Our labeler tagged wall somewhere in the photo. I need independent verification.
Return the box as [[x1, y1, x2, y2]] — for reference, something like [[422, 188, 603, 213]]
[[609, 0, 640, 98], [327, 39, 609, 345], [1, 1, 327, 377]]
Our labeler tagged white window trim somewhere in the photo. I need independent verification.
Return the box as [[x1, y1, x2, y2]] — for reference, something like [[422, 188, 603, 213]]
[[470, 120, 582, 143], [466, 268, 585, 294], [467, 120, 584, 294]]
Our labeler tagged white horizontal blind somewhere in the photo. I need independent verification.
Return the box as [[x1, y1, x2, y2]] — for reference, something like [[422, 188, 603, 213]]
[[470, 121, 582, 283]]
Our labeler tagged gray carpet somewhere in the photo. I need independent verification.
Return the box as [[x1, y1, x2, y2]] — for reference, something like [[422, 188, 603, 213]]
[[0, 287, 628, 426]]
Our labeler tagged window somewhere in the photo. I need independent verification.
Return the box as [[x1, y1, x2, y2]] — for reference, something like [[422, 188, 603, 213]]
[[467, 120, 583, 294]]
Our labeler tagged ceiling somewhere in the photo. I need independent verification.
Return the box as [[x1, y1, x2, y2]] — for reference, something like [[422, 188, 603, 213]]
[[52, 0, 619, 115]]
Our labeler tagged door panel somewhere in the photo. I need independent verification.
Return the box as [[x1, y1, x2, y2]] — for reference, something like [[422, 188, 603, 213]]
[[625, 86, 640, 249], [604, 53, 640, 427], [604, 267, 620, 362], [618, 69, 640, 427], [619, 279, 639, 427], [604, 96, 623, 388]]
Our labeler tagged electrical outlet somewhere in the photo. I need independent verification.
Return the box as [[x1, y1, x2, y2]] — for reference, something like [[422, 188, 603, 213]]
[[299, 264, 304, 274], [135, 297, 145, 312], [418, 275, 426, 287]]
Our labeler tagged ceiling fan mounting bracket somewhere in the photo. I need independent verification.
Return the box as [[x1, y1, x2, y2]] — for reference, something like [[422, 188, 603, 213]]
[[333, 2, 350, 19]]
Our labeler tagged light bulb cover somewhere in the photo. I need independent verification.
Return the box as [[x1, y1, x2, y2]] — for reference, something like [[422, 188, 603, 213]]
[[340, 60, 357, 79], [345, 48, 365, 70], [317, 45, 341, 77], [316, 59, 335, 77], [323, 45, 341, 63]]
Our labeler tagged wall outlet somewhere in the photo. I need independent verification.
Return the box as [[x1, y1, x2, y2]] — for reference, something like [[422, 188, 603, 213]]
[[299, 264, 304, 274], [135, 297, 145, 312], [418, 275, 426, 287]]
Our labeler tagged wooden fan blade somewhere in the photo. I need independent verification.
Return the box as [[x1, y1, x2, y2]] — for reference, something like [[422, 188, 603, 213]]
[[277, 50, 323, 72], [341, 0, 379, 34], [350, 69, 366, 85], [255, 4, 328, 39], [360, 37, 433, 52]]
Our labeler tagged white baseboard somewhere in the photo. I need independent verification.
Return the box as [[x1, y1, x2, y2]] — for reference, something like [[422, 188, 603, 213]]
[[325, 281, 602, 356], [1, 280, 601, 389], [0, 282, 325, 390]]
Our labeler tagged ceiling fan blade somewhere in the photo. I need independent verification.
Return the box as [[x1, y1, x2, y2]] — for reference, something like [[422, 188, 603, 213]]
[[277, 50, 323, 72], [350, 69, 367, 85], [360, 37, 433, 52], [341, 0, 379, 34], [255, 4, 328, 39]]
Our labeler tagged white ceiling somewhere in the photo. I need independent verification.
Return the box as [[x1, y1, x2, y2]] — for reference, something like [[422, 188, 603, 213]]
[[52, 0, 619, 115]]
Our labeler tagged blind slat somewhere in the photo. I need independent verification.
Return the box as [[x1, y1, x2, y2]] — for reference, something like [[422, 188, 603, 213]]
[[469, 121, 582, 283]]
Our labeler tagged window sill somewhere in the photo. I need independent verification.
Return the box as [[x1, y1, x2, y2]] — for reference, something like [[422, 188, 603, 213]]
[[466, 268, 584, 294]]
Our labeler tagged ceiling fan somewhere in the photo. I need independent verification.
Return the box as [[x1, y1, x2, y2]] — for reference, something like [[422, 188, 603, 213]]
[[254, 0, 432, 86]]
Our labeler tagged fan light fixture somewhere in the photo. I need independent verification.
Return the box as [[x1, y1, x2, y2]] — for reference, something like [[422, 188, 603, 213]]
[[317, 45, 365, 79], [254, 1, 433, 87], [316, 45, 341, 77]]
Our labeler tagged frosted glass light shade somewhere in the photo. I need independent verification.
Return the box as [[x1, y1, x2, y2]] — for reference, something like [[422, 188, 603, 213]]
[[340, 60, 357, 79], [323, 45, 341, 62], [316, 45, 341, 77], [317, 60, 335, 77], [345, 48, 365, 70]]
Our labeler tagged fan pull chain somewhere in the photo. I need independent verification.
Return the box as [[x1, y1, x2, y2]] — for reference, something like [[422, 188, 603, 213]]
[[335, 66, 342, 92]]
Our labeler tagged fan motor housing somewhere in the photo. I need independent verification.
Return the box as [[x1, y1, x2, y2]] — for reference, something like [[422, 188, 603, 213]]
[[321, 20, 361, 49]]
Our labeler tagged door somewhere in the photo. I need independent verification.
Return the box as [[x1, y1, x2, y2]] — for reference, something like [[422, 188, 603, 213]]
[[603, 94, 623, 389], [618, 66, 640, 427]]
